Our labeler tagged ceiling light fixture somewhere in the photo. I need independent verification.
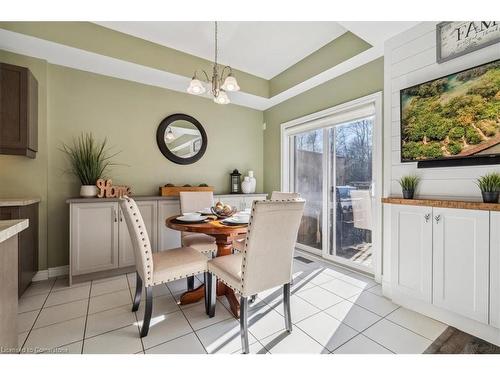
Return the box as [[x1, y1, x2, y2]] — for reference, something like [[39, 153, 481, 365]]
[[186, 21, 240, 104]]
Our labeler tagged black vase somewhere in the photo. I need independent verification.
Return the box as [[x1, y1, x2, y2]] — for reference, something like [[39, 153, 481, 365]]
[[481, 191, 499, 203], [402, 189, 414, 199]]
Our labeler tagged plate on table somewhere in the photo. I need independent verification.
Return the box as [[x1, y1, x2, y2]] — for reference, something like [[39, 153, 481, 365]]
[[176, 215, 206, 223], [222, 216, 249, 225], [198, 208, 213, 215]]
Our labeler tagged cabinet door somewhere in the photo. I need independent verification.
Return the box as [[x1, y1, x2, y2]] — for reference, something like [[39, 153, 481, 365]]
[[119, 200, 157, 267], [70, 202, 119, 275], [433, 208, 489, 324], [391, 204, 433, 302], [490, 212, 500, 328], [157, 200, 181, 251]]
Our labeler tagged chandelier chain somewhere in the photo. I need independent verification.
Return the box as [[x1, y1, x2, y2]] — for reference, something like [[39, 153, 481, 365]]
[[214, 21, 218, 68]]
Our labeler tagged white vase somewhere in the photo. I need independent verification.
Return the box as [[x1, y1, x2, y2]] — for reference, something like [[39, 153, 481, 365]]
[[248, 170, 256, 193], [241, 176, 252, 194], [80, 185, 98, 198]]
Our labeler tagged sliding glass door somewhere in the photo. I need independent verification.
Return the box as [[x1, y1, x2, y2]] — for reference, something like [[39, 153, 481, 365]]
[[282, 94, 381, 274], [328, 117, 374, 271], [293, 129, 323, 254]]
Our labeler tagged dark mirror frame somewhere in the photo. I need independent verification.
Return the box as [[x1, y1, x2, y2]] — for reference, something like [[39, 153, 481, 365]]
[[156, 113, 208, 165]]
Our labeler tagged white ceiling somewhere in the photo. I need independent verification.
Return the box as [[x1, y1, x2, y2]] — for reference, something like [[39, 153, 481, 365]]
[[94, 21, 348, 79]]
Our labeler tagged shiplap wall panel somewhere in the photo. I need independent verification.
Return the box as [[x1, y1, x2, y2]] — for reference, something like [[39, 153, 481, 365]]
[[384, 22, 500, 200]]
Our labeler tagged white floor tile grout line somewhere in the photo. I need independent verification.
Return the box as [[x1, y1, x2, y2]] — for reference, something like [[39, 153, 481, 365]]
[[160, 277, 208, 354], [19, 259, 439, 354], [19, 277, 57, 353], [80, 278, 94, 354]]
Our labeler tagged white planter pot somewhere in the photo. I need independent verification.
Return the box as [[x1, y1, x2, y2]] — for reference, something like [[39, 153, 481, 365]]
[[80, 185, 98, 198], [241, 177, 252, 194]]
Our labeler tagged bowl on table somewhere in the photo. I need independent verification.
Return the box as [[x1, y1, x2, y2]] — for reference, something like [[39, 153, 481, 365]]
[[210, 202, 237, 219]]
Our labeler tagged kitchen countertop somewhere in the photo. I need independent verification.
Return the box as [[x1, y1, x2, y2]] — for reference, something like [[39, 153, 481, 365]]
[[66, 193, 267, 204], [0, 198, 41, 207], [0, 219, 29, 243]]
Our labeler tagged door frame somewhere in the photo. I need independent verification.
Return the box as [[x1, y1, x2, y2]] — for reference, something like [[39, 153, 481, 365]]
[[280, 92, 383, 280]]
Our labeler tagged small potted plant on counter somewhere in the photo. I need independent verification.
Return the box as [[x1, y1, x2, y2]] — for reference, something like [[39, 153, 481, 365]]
[[61, 132, 119, 197], [398, 174, 420, 199], [476, 172, 500, 203]]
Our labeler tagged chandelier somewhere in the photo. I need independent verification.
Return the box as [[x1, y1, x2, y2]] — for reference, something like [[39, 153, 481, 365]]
[[187, 21, 240, 104]]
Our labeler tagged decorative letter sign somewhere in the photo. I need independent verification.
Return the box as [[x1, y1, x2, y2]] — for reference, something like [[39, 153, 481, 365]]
[[96, 179, 131, 198], [437, 21, 500, 63]]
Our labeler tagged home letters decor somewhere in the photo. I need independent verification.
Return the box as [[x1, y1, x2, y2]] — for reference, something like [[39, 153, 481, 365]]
[[96, 179, 131, 198]]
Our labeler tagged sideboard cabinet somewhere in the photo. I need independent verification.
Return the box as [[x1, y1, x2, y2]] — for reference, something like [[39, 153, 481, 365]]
[[68, 194, 266, 284]]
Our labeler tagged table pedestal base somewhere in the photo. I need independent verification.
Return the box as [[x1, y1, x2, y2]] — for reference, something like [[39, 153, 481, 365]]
[[178, 236, 240, 318]]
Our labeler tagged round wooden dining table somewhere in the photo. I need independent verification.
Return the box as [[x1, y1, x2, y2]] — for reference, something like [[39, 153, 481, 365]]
[[165, 215, 248, 318]]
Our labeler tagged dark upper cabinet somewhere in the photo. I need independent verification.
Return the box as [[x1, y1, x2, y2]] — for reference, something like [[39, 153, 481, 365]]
[[0, 63, 38, 158]]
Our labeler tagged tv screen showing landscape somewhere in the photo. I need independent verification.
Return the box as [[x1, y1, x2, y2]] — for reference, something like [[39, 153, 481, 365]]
[[400, 59, 500, 163]]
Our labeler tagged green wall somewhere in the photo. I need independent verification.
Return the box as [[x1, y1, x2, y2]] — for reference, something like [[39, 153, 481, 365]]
[[0, 50, 263, 269], [269, 32, 371, 96], [263, 57, 384, 193]]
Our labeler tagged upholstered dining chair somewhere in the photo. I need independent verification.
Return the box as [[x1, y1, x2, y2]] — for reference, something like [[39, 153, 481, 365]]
[[119, 197, 210, 338], [206, 199, 306, 354], [179, 192, 217, 290], [232, 191, 301, 253]]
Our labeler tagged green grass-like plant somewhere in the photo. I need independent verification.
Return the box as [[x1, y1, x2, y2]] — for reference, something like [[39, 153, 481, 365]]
[[60, 133, 119, 185], [476, 172, 500, 193], [398, 174, 420, 191]]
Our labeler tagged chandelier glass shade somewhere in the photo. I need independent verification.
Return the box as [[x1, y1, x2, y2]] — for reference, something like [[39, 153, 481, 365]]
[[186, 22, 240, 104]]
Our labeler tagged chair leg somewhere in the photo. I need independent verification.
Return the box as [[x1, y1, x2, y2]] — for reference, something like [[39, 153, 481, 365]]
[[132, 272, 142, 312], [204, 272, 210, 315], [283, 283, 292, 332], [207, 272, 216, 318], [240, 296, 249, 354], [140, 286, 153, 338], [187, 275, 195, 290]]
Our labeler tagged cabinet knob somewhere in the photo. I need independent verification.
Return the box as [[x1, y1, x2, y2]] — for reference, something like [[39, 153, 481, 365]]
[[424, 213, 431, 222], [435, 214, 441, 223]]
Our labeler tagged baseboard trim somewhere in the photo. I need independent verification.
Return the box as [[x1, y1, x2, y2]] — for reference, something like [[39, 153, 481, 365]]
[[32, 265, 69, 281]]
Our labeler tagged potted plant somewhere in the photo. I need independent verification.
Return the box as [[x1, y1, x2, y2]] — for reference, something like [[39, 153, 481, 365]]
[[398, 174, 420, 199], [61, 133, 118, 197], [476, 172, 500, 203]]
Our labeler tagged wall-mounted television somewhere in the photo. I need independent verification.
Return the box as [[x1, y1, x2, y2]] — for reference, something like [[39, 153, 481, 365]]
[[400, 59, 500, 168]]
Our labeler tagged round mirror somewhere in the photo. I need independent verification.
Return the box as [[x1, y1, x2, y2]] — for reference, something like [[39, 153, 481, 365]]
[[156, 114, 207, 165]]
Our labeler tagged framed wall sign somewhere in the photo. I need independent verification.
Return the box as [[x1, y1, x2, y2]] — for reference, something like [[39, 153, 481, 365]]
[[436, 21, 500, 63]]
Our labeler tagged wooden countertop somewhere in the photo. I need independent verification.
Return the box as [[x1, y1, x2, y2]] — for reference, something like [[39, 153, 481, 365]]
[[382, 197, 500, 211], [0, 219, 29, 243], [0, 198, 40, 207]]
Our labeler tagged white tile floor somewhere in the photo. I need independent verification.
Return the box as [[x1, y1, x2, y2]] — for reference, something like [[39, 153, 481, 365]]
[[17, 256, 448, 354]]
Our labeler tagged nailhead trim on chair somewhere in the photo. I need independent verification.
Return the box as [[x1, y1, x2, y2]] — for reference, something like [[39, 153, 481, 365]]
[[123, 196, 210, 288]]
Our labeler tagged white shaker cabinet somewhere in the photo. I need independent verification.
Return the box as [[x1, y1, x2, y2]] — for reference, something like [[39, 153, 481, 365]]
[[119, 200, 158, 266], [490, 212, 500, 328], [70, 202, 119, 275], [432, 208, 490, 324], [391, 204, 433, 303], [157, 200, 181, 251]]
